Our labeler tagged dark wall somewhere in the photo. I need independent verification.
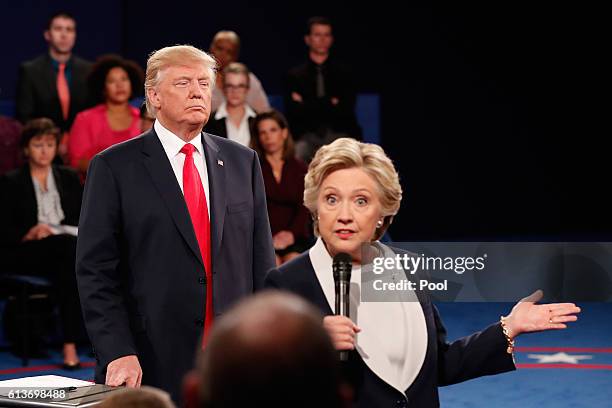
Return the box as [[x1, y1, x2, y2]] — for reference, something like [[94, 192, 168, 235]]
[[2, 2, 601, 240]]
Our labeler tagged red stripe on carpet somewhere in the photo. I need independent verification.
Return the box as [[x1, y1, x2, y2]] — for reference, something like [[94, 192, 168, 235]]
[[516, 363, 612, 370], [515, 347, 612, 353], [0, 361, 95, 375]]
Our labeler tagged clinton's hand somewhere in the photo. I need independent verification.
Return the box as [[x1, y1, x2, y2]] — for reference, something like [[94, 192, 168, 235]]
[[323, 315, 361, 351], [503, 290, 581, 339]]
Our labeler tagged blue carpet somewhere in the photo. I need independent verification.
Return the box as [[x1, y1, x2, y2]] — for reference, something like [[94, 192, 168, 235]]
[[0, 348, 94, 382], [436, 302, 612, 407], [1, 303, 609, 407]]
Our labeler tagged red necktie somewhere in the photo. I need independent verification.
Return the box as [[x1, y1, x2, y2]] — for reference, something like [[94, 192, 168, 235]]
[[180, 143, 213, 346], [57, 63, 70, 120]]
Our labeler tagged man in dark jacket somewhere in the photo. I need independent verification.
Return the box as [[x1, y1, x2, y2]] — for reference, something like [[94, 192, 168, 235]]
[[16, 12, 91, 134]]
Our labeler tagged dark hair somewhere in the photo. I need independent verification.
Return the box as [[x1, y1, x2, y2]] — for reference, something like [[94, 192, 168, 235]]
[[46, 11, 76, 30], [197, 292, 344, 408], [88, 54, 144, 104], [140, 102, 153, 120], [20, 118, 61, 148], [306, 16, 332, 35], [250, 110, 295, 160]]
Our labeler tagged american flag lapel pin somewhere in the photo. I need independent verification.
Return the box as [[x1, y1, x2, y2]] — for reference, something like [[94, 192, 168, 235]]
[[217, 159, 224, 166]]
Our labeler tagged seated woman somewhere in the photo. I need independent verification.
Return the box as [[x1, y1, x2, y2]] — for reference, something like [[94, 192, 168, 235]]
[[250, 110, 312, 265], [0, 118, 84, 369], [68, 54, 143, 175], [265, 138, 581, 407]]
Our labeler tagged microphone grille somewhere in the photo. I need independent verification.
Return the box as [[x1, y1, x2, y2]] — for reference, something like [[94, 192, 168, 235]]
[[332, 252, 352, 265]]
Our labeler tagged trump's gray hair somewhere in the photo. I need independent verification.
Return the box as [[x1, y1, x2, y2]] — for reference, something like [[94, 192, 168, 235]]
[[144, 45, 217, 117]]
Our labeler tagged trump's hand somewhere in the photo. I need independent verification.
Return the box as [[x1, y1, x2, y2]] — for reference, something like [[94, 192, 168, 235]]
[[106, 355, 142, 388], [503, 290, 581, 339], [323, 315, 361, 351]]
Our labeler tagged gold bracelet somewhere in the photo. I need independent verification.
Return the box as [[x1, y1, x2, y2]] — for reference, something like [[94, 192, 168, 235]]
[[499, 315, 515, 355]]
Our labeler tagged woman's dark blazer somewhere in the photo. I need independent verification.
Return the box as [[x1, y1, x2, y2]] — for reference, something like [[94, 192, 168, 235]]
[[0, 164, 82, 247], [204, 114, 255, 140], [264, 251, 516, 408]]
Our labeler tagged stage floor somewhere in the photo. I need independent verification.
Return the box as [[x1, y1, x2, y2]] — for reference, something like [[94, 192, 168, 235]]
[[1, 302, 610, 407]]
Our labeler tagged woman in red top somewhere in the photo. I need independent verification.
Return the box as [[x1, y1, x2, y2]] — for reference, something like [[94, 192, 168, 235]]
[[68, 55, 143, 175], [251, 110, 313, 266]]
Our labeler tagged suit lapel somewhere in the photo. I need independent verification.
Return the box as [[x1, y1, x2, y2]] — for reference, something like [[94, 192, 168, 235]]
[[41, 55, 59, 104], [201, 132, 226, 264], [52, 167, 68, 217], [17, 165, 38, 228], [52, 167, 64, 198], [141, 130, 203, 266]]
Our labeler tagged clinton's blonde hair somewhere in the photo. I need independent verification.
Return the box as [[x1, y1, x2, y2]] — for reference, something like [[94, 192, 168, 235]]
[[304, 138, 402, 240], [144, 45, 217, 117]]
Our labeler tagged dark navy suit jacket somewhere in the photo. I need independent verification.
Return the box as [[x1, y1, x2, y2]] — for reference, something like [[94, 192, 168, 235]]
[[265, 252, 516, 407], [16, 54, 92, 132], [76, 129, 275, 400]]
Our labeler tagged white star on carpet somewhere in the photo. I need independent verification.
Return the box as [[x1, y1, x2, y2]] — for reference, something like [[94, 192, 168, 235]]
[[527, 352, 593, 364]]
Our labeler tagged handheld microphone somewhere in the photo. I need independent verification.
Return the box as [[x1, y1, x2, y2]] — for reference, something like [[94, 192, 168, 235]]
[[333, 252, 352, 361]]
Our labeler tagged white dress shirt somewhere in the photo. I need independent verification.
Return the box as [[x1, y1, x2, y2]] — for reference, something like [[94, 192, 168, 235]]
[[214, 102, 256, 147], [154, 120, 210, 216], [32, 168, 64, 225]]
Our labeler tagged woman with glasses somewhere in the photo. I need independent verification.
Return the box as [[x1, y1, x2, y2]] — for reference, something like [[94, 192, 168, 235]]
[[204, 63, 256, 147]]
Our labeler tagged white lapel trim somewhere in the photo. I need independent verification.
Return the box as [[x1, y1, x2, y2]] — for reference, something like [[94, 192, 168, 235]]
[[308, 238, 427, 394]]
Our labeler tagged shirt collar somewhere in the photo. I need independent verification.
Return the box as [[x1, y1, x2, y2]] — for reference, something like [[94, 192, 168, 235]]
[[214, 101, 257, 120], [49, 54, 72, 69], [154, 119, 204, 157]]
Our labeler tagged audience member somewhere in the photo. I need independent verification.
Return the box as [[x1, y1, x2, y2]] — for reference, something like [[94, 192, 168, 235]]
[[0, 115, 23, 174], [183, 291, 350, 408], [68, 54, 143, 175], [98, 386, 175, 408], [139, 103, 154, 133], [16, 12, 92, 135], [209, 30, 270, 113], [0, 118, 83, 368], [251, 110, 311, 265], [205, 63, 256, 146], [285, 17, 362, 162]]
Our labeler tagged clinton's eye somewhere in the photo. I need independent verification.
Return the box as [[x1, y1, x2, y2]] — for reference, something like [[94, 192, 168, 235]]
[[325, 195, 337, 205], [355, 197, 368, 206]]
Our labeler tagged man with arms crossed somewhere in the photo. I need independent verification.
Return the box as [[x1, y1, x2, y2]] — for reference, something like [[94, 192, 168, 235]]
[[76, 45, 275, 401]]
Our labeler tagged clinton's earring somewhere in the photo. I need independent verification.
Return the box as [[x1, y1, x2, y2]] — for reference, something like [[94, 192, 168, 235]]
[[376, 219, 383, 228]]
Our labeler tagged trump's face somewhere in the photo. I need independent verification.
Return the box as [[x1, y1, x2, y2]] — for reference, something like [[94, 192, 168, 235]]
[[317, 167, 383, 262], [148, 64, 212, 132]]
